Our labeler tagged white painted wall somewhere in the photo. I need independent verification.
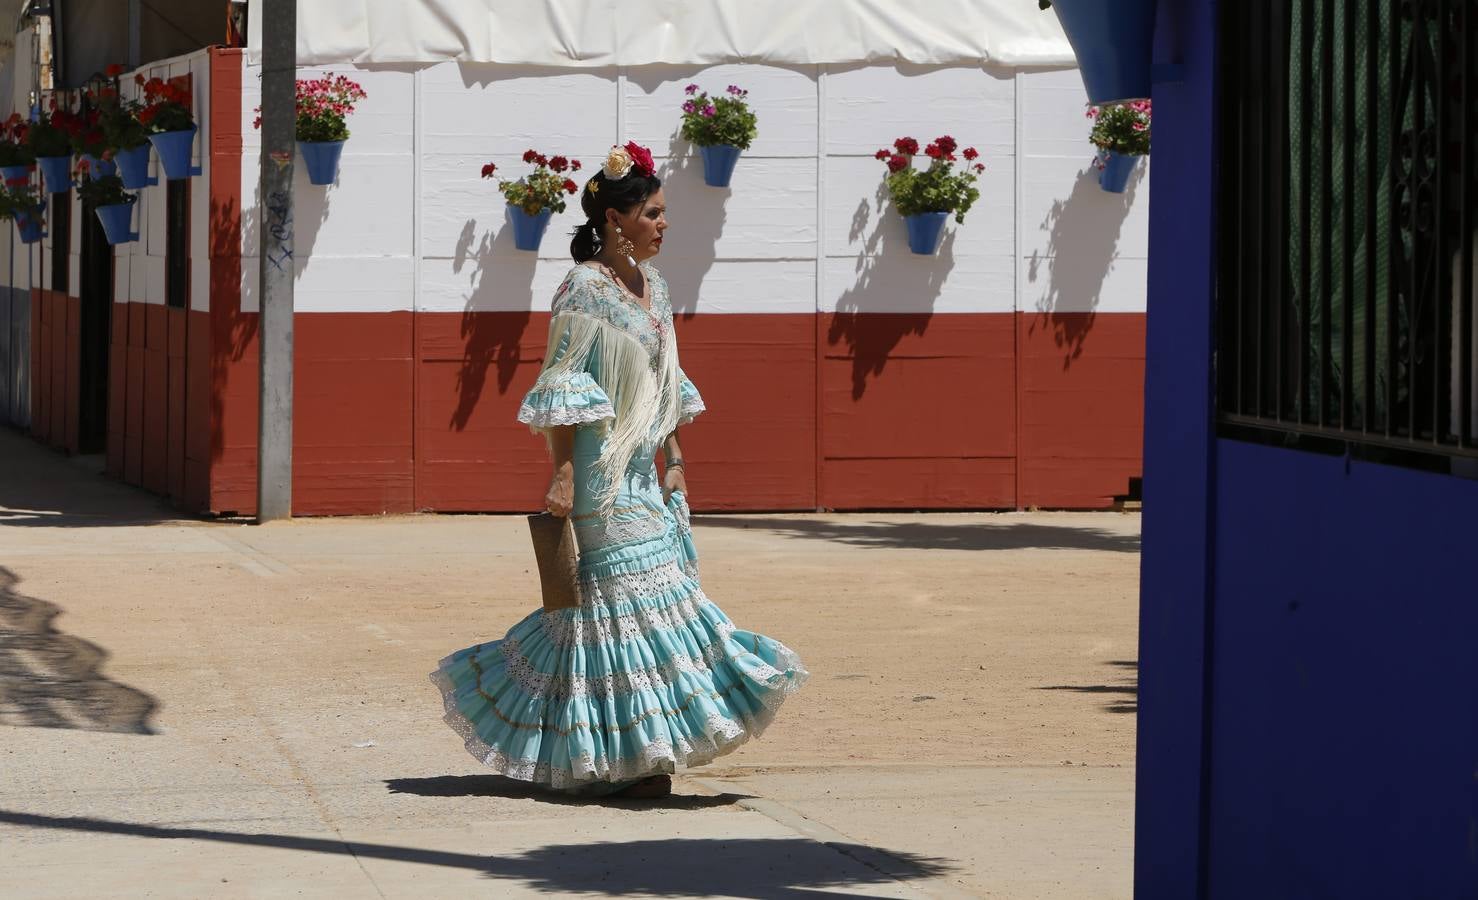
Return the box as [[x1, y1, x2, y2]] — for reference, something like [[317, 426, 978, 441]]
[[217, 58, 1149, 320]]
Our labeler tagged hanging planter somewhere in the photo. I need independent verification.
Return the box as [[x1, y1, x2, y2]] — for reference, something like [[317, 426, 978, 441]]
[[1044, 0, 1158, 105], [875, 135, 985, 256], [507, 205, 553, 252], [140, 76, 201, 179], [697, 144, 743, 188], [36, 155, 73, 193], [114, 143, 156, 189], [94, 201, 139, 244], [0, 164, 29, 183], [1097, 151, 1142, 193], [14, 207, 45, 243], [1043, 0, 1157, 105], [148, 127, 200, 179], [298, 140, 346, 185], [904, 212, 950, 255], [481, 148, 582, 253], [255, 74, 367, 187], [680, 84, 757, 189], [1087, 101, 1151, 194], [80, 154, 117, 180], [79, 174, 139, 243], [0, 114, 34, 187]]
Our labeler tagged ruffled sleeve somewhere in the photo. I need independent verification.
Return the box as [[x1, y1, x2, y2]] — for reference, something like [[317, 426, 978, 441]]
[[677, 368, 706, 426], [517, 271, 616, 431]]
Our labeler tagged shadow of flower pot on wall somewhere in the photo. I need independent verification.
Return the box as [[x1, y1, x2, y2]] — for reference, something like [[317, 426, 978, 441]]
[[829, 182, 957, 399], [447, 220, 538, 433], [1027, 165, 1138, 368]]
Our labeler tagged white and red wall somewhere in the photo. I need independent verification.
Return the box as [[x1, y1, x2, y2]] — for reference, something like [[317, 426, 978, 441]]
[[16, 48, 1148, 515]]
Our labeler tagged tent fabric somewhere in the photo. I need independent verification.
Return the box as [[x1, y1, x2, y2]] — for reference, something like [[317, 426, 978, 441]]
[[251, 0, 1074, 68]]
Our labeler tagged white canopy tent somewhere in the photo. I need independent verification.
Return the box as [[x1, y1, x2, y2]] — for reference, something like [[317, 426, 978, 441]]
[[250, 0, 1074, 68]]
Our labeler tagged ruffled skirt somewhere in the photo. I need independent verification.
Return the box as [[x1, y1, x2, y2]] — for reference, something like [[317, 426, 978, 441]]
[[431, 479, 808, 793]]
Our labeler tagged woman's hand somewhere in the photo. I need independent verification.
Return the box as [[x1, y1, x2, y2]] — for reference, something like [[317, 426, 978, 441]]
[[662, 465, 687, 505], [545, 463, 575, 517]]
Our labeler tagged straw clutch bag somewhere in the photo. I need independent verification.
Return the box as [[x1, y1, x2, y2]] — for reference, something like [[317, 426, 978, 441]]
[[527, 513, 581, 610]]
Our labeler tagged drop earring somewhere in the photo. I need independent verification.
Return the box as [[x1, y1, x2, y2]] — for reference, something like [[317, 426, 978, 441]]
[[614, 226, 636, 268]]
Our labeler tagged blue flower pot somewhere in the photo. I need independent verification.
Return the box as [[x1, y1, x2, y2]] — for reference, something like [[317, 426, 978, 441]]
[[1097, 151, 1142, 193], [37, 155, 73, 193], [698, 144, 742, 187], [115, 144, 157, 189], [81, 154, 117, 180], [95, 201, 139, 244], [298, 140, 346, 185], [1050, 0, 1158, 105], [904, 211, 949, 255], [507, 205, 552, 252], [148, 126, 200, 180], [15, 206, 45, 243], [0, 164, 30, 184]]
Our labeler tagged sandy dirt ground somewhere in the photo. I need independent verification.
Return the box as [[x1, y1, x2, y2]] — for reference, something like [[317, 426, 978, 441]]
[[0, 429, 1139, 898]]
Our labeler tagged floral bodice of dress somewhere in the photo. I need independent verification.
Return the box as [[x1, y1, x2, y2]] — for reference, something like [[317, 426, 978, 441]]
[[554, 263, 671, 371]]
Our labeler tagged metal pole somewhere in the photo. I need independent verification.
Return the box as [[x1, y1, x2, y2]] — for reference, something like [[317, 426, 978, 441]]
[[126, 0, 140, 69], [257, 0, 295, 522]]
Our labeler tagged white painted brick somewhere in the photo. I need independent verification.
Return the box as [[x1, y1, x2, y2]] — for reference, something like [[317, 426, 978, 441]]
[[421, 62, 619, 156], [825, 65, 1016, 158], [1021, 254, 1147, 315], [624, 64, 818, 157], [821, 252, 1016, 315]]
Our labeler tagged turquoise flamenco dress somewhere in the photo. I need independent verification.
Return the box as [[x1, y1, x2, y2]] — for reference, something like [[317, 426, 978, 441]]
[[431, 262, 809, 794]]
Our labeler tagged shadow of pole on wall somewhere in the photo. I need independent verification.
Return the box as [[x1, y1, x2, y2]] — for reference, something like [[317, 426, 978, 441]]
[[1025, 162, 1140, 370], [827, 181, 956, 400], [449, 216, 537, 431]]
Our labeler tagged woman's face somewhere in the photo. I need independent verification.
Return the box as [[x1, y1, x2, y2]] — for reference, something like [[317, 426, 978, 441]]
[[608, 188, 667, 262]]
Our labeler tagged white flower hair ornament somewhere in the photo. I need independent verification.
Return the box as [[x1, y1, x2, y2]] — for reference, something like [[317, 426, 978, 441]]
[[602, 146, 634, 180]]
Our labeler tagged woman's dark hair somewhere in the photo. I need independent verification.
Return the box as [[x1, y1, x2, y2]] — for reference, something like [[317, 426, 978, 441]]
[[570, 170, 663, 262]]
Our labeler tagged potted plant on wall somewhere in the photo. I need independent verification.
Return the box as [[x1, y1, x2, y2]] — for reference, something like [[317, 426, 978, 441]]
[[0, 175, 47, 243], [679, 83, 758, 188], [98, 68, 156, 189], [70, 108, 113, 181], [252, 74, 368, 186], [0, 114, 35, 184], [1088, 100, 1150, 193], [482, 150, 581, 252], [875, 135, 985, 255], [1038, 0, 1158, 106], [78, 173, 138, 244], [24, 103, 78, 193], [139, 75, 199, 180]]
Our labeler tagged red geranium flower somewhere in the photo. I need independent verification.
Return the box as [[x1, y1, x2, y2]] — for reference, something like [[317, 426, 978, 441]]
[[522, 149, 538, 163], [923, 143, 942, 160], [570, 160, 581, 171], [886, 154, 908, 174], [562, 178, 578, 193], [874, 149, 890, 160], [548, 155, 568, 172], [962, 147, 979, 161], [104, 63, 125, 78], [893, 136, 919, 155], [936, 135, 957, 155], [480, 162, 497, 178], [134, 73, 146, 86], [623, 141, 655, 177]]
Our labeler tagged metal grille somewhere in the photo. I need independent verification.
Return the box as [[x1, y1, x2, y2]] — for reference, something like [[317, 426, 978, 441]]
[[1218, 0, 1477, 470]]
